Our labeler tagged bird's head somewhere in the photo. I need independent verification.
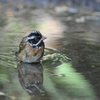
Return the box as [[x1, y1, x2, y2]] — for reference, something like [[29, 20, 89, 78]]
[[26, 31, 46, 47]]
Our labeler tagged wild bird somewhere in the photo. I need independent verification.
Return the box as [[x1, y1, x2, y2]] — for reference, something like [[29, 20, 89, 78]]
[[17, 62, 44, 95], [16, 31, 46, 63]]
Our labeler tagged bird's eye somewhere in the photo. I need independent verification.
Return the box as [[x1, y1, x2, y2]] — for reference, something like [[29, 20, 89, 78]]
[[28, 39, 33, 43], [37, 36, 41, 40]]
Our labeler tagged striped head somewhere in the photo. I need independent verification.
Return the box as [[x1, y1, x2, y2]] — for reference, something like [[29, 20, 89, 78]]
[[26, 31, 46, 47]]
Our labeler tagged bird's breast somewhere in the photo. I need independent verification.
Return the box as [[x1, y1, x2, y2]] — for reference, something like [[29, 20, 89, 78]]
[[17, 44, 44, 63]]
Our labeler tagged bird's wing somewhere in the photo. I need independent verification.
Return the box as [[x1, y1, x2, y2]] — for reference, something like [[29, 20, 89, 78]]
[[18, 37, 27, 54]]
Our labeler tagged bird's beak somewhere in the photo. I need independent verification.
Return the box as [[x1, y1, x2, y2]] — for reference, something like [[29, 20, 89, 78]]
[[42, 36, 46, 40]]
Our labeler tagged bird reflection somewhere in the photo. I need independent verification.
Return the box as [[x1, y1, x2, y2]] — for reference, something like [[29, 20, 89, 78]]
[[17, 62, 44, 95]]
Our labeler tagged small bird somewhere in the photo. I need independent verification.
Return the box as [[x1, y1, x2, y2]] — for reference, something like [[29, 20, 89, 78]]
[[16, 31, 46, 63]]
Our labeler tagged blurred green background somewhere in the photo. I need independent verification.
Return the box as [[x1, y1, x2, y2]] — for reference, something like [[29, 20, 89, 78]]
[[0, 0, 100, 100]]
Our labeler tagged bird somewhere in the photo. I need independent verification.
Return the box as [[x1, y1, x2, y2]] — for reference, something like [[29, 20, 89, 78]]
[[17, 62, 44, 95], [16, 31, 46, 63]]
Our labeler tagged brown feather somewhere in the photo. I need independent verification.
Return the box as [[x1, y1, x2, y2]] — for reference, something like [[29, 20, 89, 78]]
[[16, 37, 45, 63]]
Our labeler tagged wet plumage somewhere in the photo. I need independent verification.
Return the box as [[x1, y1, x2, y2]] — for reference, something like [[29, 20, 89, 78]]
[[16, 31, 46, 63]]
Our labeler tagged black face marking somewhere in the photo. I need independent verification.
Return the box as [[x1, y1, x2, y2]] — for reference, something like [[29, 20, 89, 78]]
[[28, 31, 42, 38], [27, 31, 43, 47]]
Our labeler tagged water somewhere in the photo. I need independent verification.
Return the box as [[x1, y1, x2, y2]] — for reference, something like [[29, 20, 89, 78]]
[[0, 9, 100, 100]]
